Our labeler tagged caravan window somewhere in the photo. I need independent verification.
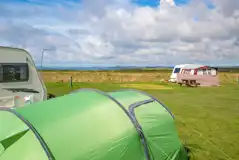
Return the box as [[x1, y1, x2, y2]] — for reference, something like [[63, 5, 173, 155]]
[[0, 63, 29, 83], [174, 68, 181, 73]]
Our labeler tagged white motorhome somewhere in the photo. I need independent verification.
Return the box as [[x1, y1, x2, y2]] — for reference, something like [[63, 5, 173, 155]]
[[169, 64, 204, 82], [0, 46, 48, 108]]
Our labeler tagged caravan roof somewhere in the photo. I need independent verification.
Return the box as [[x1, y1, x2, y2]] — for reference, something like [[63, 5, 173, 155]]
[[174, 64, 204, 69]]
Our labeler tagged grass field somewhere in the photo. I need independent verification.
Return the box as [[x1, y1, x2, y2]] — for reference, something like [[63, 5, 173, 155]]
[[43, 70, 239, 160]]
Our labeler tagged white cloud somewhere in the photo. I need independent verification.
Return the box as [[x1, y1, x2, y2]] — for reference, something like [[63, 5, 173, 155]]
[[0, 0, 238, 66]]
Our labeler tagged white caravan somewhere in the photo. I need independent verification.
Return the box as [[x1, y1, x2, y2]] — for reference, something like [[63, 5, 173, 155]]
[[0, 46, 48, 108], [169, 64, 204, 82]]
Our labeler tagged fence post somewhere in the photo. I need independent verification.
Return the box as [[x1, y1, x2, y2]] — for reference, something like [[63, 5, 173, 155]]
[[69, 76, 73, 88]]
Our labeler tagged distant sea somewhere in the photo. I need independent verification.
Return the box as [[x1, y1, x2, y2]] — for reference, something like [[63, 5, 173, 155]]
[[36, 65, 239, 71], [36, 66, 174, 71]]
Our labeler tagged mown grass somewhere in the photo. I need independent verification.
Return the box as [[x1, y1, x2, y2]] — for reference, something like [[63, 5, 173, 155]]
[[46, 81, 239, 160]]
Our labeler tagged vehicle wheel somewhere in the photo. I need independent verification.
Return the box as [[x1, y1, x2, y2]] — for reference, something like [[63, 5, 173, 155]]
[[47, 93, 56, 99]]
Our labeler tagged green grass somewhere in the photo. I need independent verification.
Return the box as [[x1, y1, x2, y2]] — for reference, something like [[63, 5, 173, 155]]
[[46, 82, 239, 160]]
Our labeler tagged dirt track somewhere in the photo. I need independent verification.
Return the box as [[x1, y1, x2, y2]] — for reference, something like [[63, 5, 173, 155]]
[[40, 71, 239, 83]]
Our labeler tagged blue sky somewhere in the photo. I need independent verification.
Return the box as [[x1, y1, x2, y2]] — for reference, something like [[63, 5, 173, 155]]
[[134, 0, 193, 7], [0, 0, 238, 66], [1, 0, 214, 8]]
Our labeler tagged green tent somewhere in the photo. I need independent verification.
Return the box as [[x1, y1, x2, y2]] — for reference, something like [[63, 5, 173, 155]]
[[0, 89, 189, 160]]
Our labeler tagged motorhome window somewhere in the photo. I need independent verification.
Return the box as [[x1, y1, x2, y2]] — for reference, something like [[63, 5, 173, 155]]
[[0, 63, 29, 83], [174, 68, 181, 73]]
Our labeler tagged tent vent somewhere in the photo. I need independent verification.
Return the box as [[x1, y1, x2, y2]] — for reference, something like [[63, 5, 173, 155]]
[[0, 129, 29, 151]]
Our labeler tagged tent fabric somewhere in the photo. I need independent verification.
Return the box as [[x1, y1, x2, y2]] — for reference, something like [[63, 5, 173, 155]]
[[0, 110, 48, 160], [0, 88, 188, 160]]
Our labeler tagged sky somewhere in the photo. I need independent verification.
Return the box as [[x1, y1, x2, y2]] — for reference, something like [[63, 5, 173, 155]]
[[0, 0, 238, 66]]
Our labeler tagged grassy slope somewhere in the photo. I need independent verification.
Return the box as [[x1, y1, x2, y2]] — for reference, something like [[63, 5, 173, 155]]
[[46, 82, 239, 160]]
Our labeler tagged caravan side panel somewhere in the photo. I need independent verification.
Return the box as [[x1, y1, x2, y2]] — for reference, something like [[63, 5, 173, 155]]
[[0, 46, 47, 107]]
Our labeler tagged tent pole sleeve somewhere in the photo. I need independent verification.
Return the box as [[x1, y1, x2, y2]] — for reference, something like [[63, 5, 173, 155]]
[[128, 99, 155, 160], [128, 99, 155, 118], [111, 89, 174, 119]]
